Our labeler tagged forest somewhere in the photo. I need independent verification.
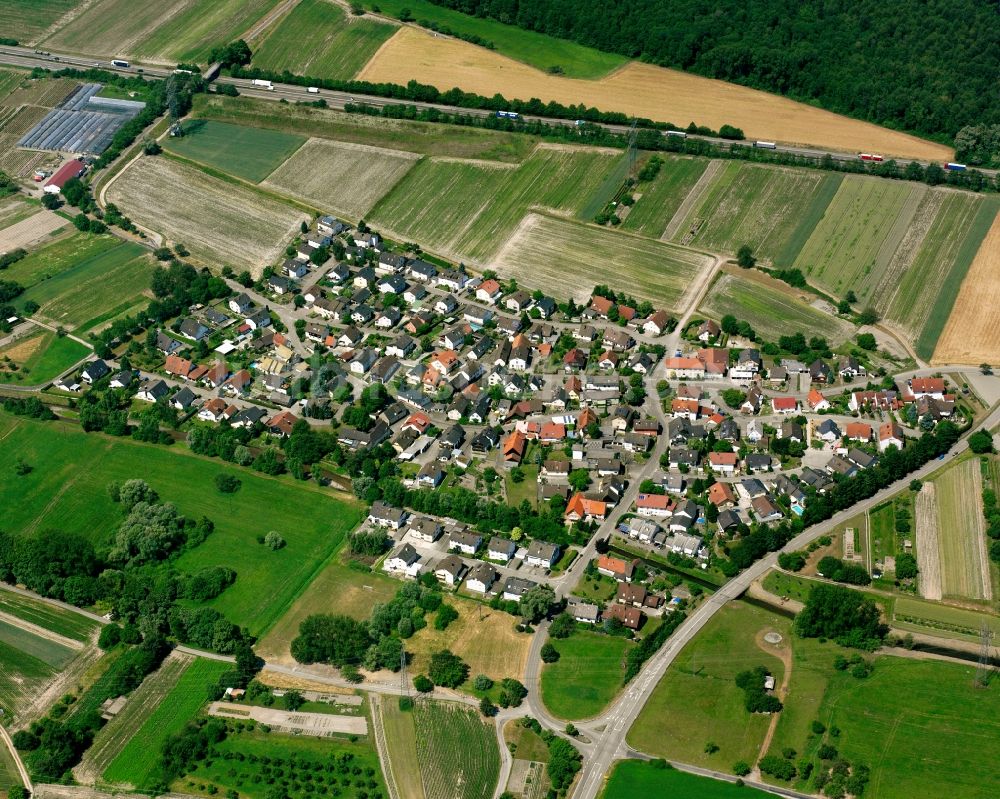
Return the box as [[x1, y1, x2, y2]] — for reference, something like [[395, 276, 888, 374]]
[[425, 0, 999, 141]]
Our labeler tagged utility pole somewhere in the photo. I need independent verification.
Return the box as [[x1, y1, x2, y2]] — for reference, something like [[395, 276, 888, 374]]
[[975, 620, 992, 688]]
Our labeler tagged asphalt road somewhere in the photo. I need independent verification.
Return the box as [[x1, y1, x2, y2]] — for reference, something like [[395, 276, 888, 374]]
[[0, 46, 991, 176]]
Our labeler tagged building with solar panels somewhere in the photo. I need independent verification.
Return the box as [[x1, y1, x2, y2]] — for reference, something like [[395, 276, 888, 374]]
[[18, 83, 145, 156]]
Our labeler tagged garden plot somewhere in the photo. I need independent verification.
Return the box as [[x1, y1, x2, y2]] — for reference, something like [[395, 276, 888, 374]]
[[493, 213, 708, 311], [622, 156, 707, 238], [914, 483, 943, 601], [412, 702, 500, 799], [106, 155, 306, 275], [931, 459, 991, 601], [263, 137, 420, 218]]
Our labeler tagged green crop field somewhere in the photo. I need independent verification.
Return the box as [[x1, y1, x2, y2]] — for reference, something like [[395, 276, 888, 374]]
[[601, 761, 774, 799], [133, 0, 284, 63], [263, 137, 420, 219], [699, 271, 856, 344], [0, 637, 58, 723], [102, 656, 231, 788], [769, 639, 1000, 798], [164, 120, 306, 183], [670, 162, 825, 261], [628, 602, 788, 772], [190, 94, 539, 162], [0, 589, 99, 642], [494, 213, 710, 311], [412, 701, 500, 799], [772, 173, 843, 267], [868, 501, 897, 567], [0, 414, 365, 636], [932, 458, 991, 601], [0, 617, 76, 668], [791, 175, 925, 302], [364, 0, 626, 79], [0, 329, 90, 386], [17, 240, 155, 329], [540, 631, 632, 720], [622, 156, 707, 237], [3, 233, 118, 289], [0, 0, 79, 43], [253, 0, 396, 80], [371, 145, 622, 261], [0, 742, 21, 793], [177, 727, 385, 799]]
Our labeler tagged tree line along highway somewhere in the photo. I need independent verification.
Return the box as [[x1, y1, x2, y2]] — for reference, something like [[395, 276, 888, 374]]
[[0, 45, 990, 177]]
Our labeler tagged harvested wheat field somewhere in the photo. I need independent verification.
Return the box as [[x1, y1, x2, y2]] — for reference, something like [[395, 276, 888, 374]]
[[107, 155, 306, 275], [0, 209, 67, 252], [263, 137, 420, 218], [933, 209, 1000, 365], [359, 27, 951, 161]]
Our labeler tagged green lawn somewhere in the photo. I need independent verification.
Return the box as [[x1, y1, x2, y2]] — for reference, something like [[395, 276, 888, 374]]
[[175, 728, 385, 799], [0, 589, 99, 642], [0, 414, 365, 636], [628, 602, 788, 771], [365, 0, 626, 79], [541, 630, 632, 720], [623, 156, 707, 237], [2, 232, 119, 289], [601, 761, 774, 799], [104, 657, 231, 788], [17, 239, 155, 329], [0, 329, 90, 386], [0, 0, 80, 42], [253, 0, 395, 80], [164, 120, 306, 183]]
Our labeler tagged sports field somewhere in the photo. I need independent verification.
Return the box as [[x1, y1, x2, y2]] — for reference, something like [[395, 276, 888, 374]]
[[628, 602, 789, 771], [100, 655, 230, 788], [622, 157, 707, 238], [190, 94, 539, 162], [699, 270, 855, 344], [494, 213, 710, 311], [358, 26, 952, 160], [933, 206, 1000, 365], [253, 0, 396, 80], [164, 120, 305, 183], [669, 162, 824, 260], [18, 240, 155, 329], [0, 328, 89, 386], [107, 155, 306, 275], [0, 414, 365, 635], [931, 459, 992, 601], [791, 175, 925, 302], [0, 0, 78, 43], [770, 640, 1000, 798], [263, 137, 420, 218], [540, 631, 632, 720], [601, 761, 774, 799]]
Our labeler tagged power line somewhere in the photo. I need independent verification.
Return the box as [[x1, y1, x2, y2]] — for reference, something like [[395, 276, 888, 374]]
[[975, 620, 992, 688]]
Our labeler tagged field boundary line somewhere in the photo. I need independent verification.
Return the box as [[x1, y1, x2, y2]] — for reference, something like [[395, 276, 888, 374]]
[[660, 159, 721, 241]]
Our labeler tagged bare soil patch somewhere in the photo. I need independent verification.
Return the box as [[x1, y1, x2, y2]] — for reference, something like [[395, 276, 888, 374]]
[[0, 210, 67, 252], [359, 27, 951, 161], [933, 209, 1000, 365], [915, 483, 943, 601]]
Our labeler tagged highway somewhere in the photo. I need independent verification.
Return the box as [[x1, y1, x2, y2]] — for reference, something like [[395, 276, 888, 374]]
[[0, 45, 991, 176]]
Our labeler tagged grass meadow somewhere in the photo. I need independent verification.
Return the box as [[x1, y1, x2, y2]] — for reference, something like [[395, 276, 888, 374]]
[[622, 156, 707, 237], [540, 631, 632, 720], [669, 162, 825, 260], [628, 602, 788, 772], [0, 0, 78, 43], [699, 270, 855, 344], [252, 0, 396, 80], [493, 213, 710, 310], [932, 458, 991, 601], [102, 656, 231, 788], [2, 232, 119, 289], [601, 761, 774, 799], [0, 589, 98, 642], [364, 0, 626, 79], [17, 240, 155, 329], [0, 329, 90, 385], [0, 414, 365, 636], [379, 697, 423, 799], [165, 120, 306, 182]]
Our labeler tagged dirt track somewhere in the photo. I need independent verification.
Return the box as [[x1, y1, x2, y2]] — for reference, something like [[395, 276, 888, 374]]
[[359, 26, 952, 161]]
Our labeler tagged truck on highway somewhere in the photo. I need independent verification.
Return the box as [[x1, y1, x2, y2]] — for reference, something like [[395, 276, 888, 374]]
[[307, 87, 320, 94], [665, 130, 687, 139], [252, 79, 274, 91], [111, 59, 129, 69], [944, 162, 967, 172], [496, 110, 520, 120], [859, 153, 884, 162], [753, 140, 777, 149]]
